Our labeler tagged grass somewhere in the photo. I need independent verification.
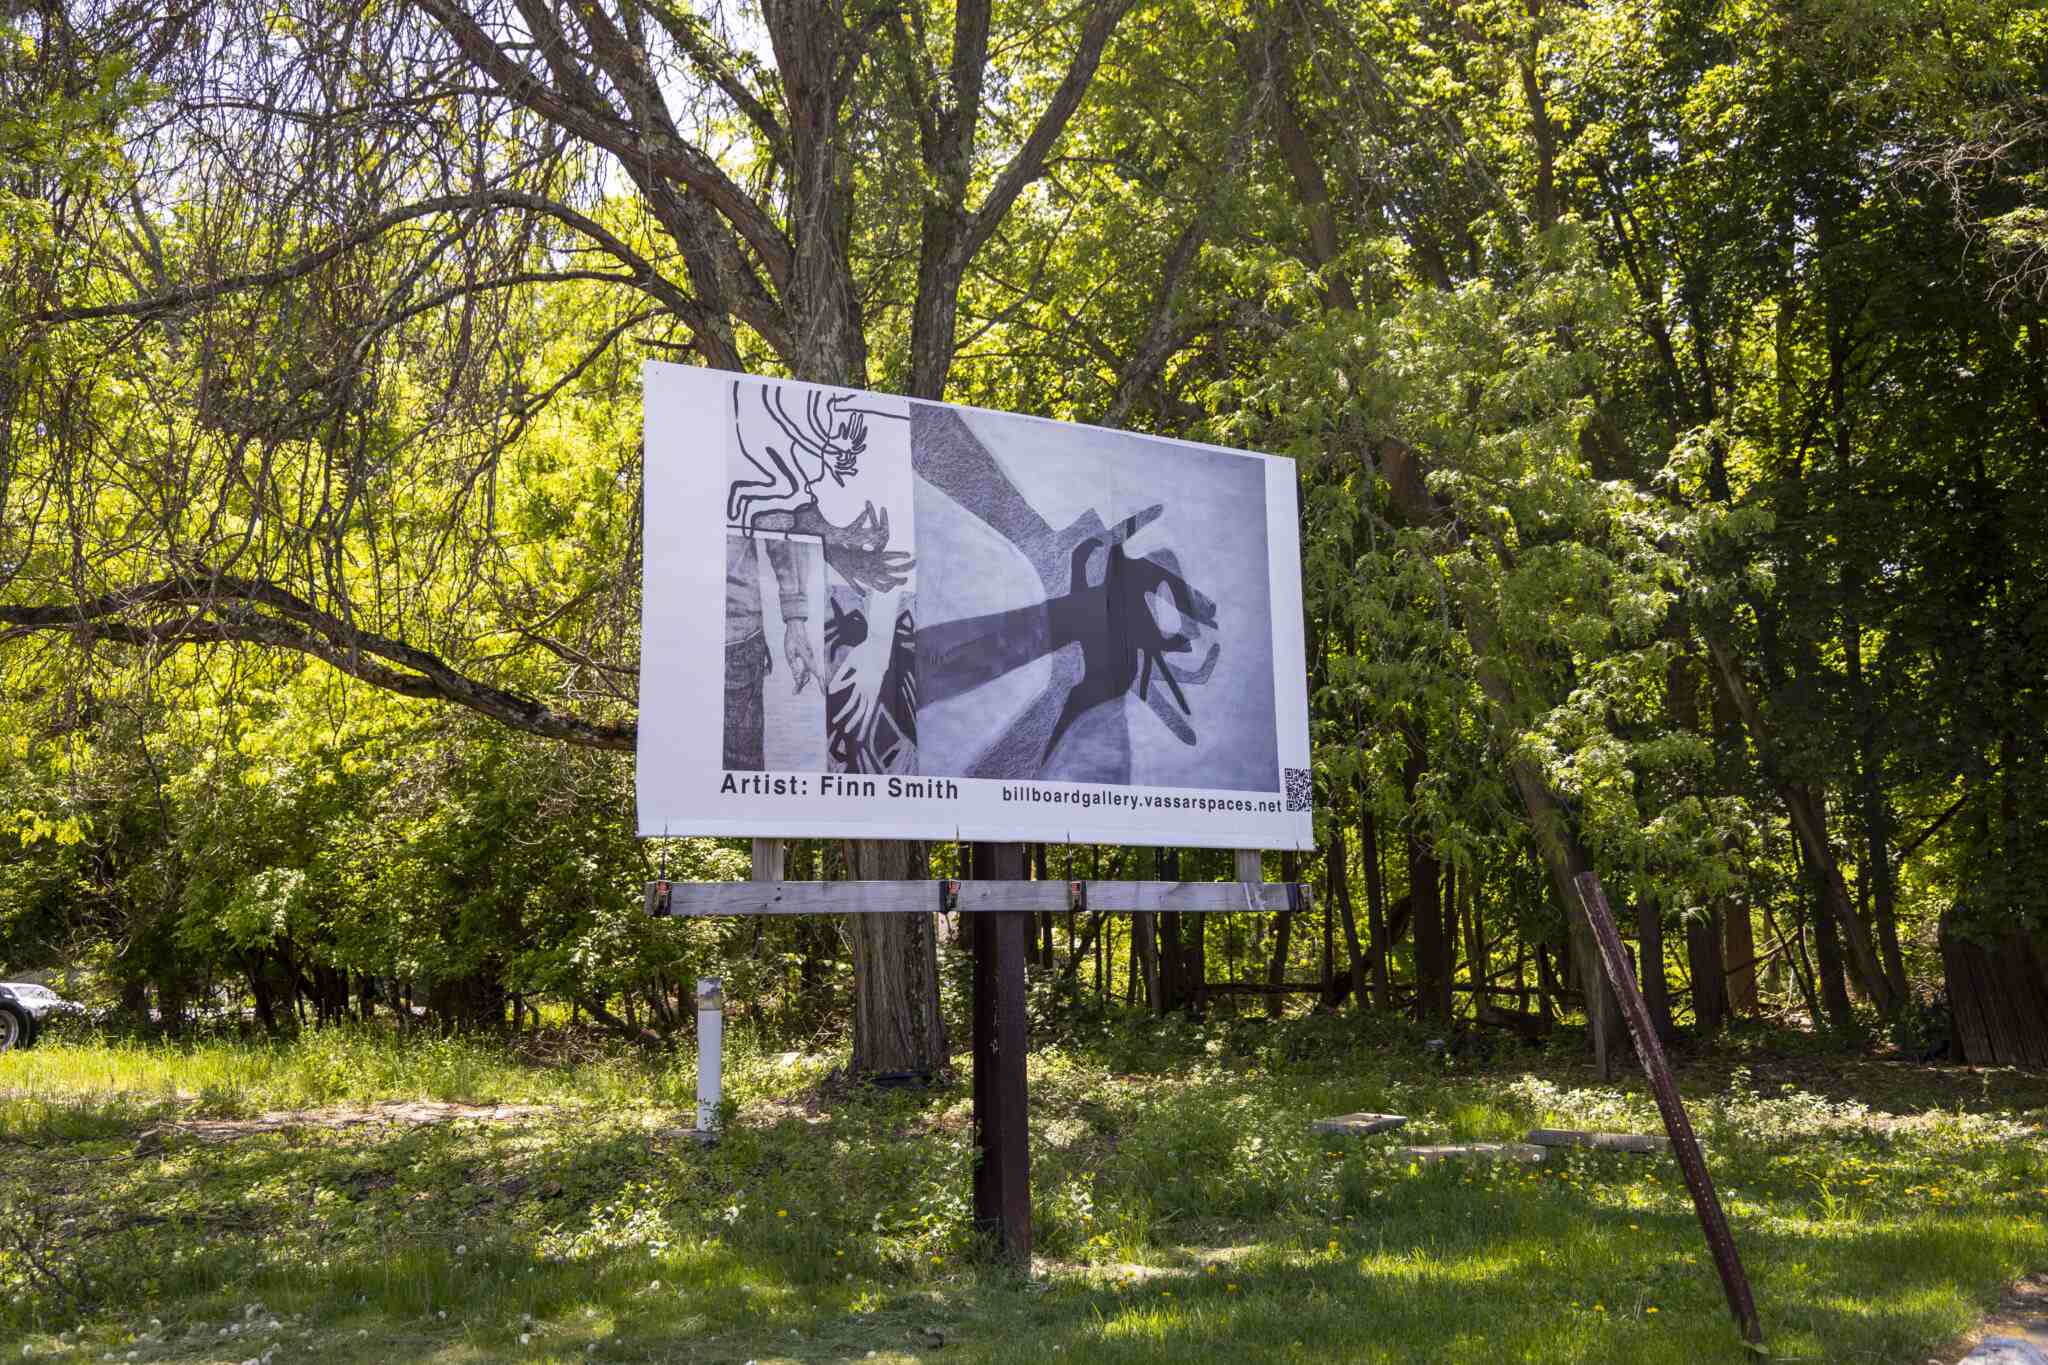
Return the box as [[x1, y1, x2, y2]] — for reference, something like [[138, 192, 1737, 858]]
[[2, 1014, 2044, 1363]]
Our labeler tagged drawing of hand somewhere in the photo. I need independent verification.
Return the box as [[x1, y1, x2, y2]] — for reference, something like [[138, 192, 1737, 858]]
[[824, 544, 914, 594], [829, 657, 880, 762], [821, 503, 912, 593], [784, 619, 819, 694]]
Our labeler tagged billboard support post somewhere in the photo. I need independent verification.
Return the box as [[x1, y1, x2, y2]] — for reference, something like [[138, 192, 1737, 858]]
[[648, 861, 1301, 1254], [638, 361, 1318, 1260], [969, 841, 1032, 1261]]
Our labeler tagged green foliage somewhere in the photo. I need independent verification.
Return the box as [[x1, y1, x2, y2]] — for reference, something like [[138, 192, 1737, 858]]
[[4, 0, 2046, 1044], [3, 1029, 2042, 1361]]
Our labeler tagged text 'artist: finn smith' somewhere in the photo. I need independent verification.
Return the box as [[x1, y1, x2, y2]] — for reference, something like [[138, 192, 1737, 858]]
[[720, 773, 961, 800]]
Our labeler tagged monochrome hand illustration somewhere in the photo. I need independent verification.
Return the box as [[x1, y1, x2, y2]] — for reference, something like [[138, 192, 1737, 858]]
[[784, 618, 819, 695], [824, 590, 917, 774]]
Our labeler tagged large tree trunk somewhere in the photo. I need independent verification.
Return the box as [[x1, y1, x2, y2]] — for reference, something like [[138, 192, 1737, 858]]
[[790, 159, 950, 1075], [1265, 903, 1294, 1019], [843, 839, 947, 1076], [1722, 902, 1758, 1016], [1637, 898, 1678, 1042], [1133, 911, 1158, 1008], [1688, 909, 1728, 1035], [1405, 733, 1452, 1023], [1845, 616, 1911, 1002], [248, 954, 281, 1037], [1705, 636, 1899, 1016], [1329, 822, 1368, 1011], [1807, 888, 1858, 1034], [427, 969, 505, 1033], [1941, 910, 2048, 1067]]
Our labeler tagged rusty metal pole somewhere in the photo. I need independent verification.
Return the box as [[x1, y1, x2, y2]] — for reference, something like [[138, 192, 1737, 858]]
[[1575, 872, 1763, 1349]]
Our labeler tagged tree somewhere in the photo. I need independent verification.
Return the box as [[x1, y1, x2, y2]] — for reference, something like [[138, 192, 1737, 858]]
[[3, 0, 1141, 1072]]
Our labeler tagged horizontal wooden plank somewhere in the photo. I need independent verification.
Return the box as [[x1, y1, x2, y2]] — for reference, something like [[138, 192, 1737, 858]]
[[646, 879, 1309, 916]]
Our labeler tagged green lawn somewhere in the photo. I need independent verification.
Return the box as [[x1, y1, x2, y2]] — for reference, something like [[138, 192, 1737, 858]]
[[3, 1018, 2043, 1363]]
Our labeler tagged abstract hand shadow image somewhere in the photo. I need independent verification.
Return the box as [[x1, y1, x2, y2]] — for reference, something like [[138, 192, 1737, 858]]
[[723, 379, 917, 776], [825, 586, 917, 774], [912, 405, 1279, 791]]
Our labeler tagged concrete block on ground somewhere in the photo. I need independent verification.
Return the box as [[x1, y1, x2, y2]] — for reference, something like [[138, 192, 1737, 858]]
[[1525, 1128, 1671, 1154], [1392, 1142, 1547, 1164], [1962, 1340, 2048, 1365], [1310, 1113, 1408, 1137]]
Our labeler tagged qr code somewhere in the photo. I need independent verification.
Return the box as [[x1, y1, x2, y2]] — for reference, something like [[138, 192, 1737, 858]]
[[1284, 767, 1312, 813]]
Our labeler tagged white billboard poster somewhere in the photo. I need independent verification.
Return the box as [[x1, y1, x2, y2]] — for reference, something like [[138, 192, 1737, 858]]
[[637, 362, 1313, 850]]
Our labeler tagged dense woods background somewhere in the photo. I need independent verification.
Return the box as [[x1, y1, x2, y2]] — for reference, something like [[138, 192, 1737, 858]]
[[2, 0, 2044, 1067]]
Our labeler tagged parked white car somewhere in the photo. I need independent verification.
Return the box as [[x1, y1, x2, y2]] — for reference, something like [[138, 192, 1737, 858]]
[[0, 982, 82, 1051]]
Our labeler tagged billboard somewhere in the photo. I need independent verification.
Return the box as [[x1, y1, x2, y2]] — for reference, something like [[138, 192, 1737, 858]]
[[637, 363, 1313, 849]]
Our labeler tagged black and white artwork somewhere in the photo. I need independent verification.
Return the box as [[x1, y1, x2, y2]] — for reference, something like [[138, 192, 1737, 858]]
[[722, 532, 826, 771], [641, 362, 1310, 847], [912, 404, 1278, 792], [721, 378, 917, 777]]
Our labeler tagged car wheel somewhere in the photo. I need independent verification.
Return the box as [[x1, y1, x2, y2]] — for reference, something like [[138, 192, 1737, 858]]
[[0, 1005, 27, 1052]]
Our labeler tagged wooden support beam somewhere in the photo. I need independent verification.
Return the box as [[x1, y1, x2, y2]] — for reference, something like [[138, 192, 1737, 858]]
[[751, 837, 784, 883], [969, 842, 1031, 1262], [647, 878, 1310, 916]]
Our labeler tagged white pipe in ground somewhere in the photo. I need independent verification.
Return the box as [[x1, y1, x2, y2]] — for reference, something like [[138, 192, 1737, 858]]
[[696, 977, 723, 1134]]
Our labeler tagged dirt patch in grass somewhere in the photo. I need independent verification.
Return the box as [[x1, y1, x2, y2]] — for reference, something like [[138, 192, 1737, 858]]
[[132, 1098, 559, 1147], [1938, 1274, 2048, 1362]]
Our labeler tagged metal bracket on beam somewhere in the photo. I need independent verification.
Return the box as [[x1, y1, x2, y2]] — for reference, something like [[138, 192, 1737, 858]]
[[938, 878, 960, 914], [645, 880, 673, 917], [1286, 880, 1304, 915], [1068, 879, 1087, 913]]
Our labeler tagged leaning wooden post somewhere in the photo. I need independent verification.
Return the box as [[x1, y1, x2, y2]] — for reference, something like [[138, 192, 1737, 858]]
[[1575, 872, 1763, 1348], [969, 841, 1031, 1261]]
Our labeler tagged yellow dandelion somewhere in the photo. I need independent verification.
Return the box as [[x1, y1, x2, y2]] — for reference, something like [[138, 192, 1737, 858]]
[[776, 1209, 788, 1218], [1647, 1306, 1659, 1314], [1226, 1284, 1239, 1294]]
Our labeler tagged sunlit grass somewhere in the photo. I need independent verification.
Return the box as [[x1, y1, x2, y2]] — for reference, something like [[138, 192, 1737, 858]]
[[2, 1018, 2043, 1362], [0, 1025, 828, 1120]]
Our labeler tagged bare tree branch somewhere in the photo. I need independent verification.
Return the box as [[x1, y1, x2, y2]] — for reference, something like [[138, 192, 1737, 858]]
[[1, 574, 634, 749]]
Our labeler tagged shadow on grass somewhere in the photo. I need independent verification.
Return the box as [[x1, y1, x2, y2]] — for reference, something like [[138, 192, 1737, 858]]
[[4, 1033, 2044, 1364]]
